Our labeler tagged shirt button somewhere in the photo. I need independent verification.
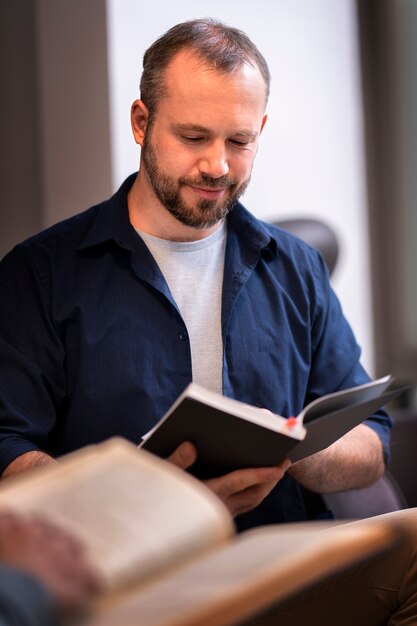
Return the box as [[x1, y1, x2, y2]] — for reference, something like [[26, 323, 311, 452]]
[[179, 331, 188, 341]]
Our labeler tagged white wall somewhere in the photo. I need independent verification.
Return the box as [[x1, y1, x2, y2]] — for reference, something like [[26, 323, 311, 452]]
[[106, 0, 374, 374]]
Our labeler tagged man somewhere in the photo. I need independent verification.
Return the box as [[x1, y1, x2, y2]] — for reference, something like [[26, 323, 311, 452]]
[[0, 511, 100, 626], [0, 18, 387, 518], [0, 18, 416, 623]]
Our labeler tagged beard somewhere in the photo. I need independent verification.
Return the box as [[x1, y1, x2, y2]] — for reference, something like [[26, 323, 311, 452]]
[[141, 135, 251, 229]]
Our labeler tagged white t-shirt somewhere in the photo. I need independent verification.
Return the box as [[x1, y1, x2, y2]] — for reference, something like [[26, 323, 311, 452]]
[[137, 222, 227, 394]]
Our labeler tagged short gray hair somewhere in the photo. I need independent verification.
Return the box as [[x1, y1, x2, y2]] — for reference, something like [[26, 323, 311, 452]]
[[140, 18, 271, 116]]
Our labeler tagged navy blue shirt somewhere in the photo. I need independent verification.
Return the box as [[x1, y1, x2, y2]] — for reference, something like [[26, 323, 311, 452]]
[[0, 174, 391, 527]]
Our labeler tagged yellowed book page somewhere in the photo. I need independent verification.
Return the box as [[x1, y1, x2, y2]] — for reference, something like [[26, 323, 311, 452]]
[[89, 520, 397, 626], [0, 438, 233, 590]]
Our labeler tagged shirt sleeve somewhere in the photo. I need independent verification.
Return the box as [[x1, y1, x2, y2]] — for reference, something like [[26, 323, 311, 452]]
[[0, 245, 65, 473], [0, 565, 58, 626], [306, 250, 392, 464]]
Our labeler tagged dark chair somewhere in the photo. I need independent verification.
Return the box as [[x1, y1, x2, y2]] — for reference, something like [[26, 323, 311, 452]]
[[273, 217, 339, 275], [388, 408, 417, 508], [274, 217, 409, 518]]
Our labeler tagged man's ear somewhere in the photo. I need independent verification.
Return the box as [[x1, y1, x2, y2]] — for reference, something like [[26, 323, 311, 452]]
[[260, 114, 267, 134], [131, 99, 150, 146]]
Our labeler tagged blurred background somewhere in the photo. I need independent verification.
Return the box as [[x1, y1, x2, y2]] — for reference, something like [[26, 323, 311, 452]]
[[0, 0, 416, 403]]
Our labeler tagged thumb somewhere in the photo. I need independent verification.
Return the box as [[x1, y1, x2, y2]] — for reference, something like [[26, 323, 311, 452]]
[[166, 441, 197, 469]]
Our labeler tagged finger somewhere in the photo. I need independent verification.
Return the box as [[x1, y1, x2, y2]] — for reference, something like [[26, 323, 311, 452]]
[[50, 568, 102, 617], [205, 464, 288, 500], [0, 511, 25, 553], [0, 511, 18, 536], [166, 441, 197, 469], [58, 557, 104, 596], [32, 517, 86, 557], [225, 478, 280, 516], [280, 458, 292, 472]]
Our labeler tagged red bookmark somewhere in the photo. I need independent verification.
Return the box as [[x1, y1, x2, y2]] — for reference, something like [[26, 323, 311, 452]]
[[286, 417, 298, 428]]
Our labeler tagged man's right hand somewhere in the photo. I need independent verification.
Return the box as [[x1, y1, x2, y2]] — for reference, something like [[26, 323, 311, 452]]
[[0, 511, 102, 616], [167, 441, 291, 518]]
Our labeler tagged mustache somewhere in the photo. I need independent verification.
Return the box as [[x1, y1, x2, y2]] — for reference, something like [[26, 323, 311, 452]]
[[179, 173, 238, 188]]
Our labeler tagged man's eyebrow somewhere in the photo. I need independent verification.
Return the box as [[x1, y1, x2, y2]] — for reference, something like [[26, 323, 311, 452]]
[[172, 123, 258, 139], [233, 130, 258, 140], [172, 123, 210, 133]]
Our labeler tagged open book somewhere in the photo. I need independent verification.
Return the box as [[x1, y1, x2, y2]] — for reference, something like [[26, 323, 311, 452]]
[[0, 438, 400, 626], [141, 375, 402, 478]]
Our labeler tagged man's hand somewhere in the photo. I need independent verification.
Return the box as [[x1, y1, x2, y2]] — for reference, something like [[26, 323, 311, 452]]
[[0, 511, 102, 616], [166, 441, 198, 469], [167, 441, 291, 517], [204, 462, 291, 517]]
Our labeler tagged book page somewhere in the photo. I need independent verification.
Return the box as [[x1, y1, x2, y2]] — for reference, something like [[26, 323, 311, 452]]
[[89, 520, 397, 626], [0, 439, 233, 590], [300, 375, 393, 424], [290, 385, 404, 462]]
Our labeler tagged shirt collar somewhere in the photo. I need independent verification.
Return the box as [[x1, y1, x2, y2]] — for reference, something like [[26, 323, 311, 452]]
[[228, 202, 278, 257], [77, 172, 277, 257], [77, 173, 138, 253]]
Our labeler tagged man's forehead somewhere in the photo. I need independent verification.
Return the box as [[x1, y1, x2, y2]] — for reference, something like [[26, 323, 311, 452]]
[[158, 50, 267, 116]]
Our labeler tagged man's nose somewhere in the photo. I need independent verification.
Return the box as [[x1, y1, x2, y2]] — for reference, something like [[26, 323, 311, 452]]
[[198, 142, 230, 179]]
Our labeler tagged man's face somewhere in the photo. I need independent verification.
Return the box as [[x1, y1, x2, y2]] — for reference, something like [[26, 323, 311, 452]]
[[141, 128, 249, 229], [136, 50, 267, 230]]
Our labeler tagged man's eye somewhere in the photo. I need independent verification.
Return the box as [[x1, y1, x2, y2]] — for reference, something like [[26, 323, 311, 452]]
[[230, 139, 250, 147], [182, 136, 204, 143]]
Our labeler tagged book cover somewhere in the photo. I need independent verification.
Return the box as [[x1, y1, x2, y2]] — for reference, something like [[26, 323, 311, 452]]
[[140, 376, 403, 478]]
